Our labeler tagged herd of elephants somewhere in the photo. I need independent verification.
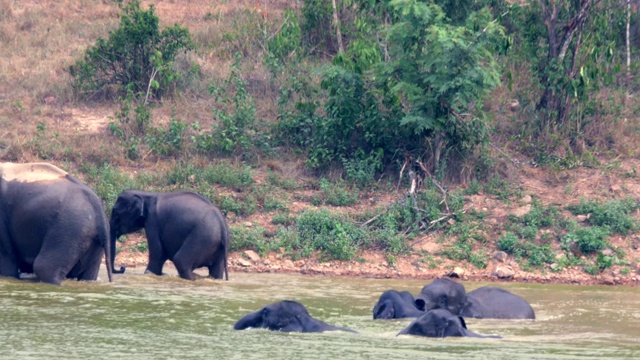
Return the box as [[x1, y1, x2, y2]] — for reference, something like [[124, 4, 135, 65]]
[[0, 162, 535, 339]]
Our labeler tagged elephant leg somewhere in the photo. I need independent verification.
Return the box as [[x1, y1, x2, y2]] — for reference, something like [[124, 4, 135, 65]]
[[207, 249, 226, 279], [75, 245, 103, 281], [0, 252, 20, 279], [144, 230, 167, 276], [34, 232, 84, 285], [172, 250, 196, 280]]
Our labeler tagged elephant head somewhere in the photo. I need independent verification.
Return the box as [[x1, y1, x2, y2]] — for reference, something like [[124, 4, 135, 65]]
[[109, 190, 147, 274], [414, 278, 468, 315], [397, 309, 501, 338], [234, 300, 356, 333]]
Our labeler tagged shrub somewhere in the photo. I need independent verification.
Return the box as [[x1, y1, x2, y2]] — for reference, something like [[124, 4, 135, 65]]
[[497, 232, 519, 254], [295, 209, 366, 261], [567, 198, 640, 235], [70, 0, 193, 100]]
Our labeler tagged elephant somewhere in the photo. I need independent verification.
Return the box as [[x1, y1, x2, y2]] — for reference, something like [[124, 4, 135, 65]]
[[0, 162, 113, 285], [397, 309, 501, 338], [460, 286, 536, 319], [234, 300, 357, 333], [414, 278, 467, 315], [109, 190, 229, 280], [373, 290, 424, 319]]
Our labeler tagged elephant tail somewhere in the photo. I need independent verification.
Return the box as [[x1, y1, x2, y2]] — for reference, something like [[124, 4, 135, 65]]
[[101, 215, 113, 283], [223, 220, 229, 281]]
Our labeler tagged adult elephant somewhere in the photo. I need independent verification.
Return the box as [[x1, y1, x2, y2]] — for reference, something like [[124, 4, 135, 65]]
[[414, 278, 467, 315], [397, 309, 501, 338], [460, 286, 536, 319], [109, 190, 229, 280], [373, 290, 424, 319], [0, 162, 113, 285], [234, 300, 356, 333]]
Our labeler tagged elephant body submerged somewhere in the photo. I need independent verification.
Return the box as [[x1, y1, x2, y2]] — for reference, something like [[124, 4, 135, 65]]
[[0, 162, 113, 285], [373, 290, 424, 319], [398, 309, 501, 338], [460, 286, 536, 319], [415, 278, 467, 314], [234, 300, 356, 333], [110, 190, 229, 280]]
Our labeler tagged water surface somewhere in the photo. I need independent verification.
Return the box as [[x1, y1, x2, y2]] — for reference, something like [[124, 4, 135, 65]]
[[1, 270, 638, 359]]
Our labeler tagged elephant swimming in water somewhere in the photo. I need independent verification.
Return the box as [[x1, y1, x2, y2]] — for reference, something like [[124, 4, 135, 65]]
[[373, 290, 424, 319], [460, 286, 536, 319], [397, 309, 501, 338], [109, 190, 229, 281], [234, 300, 357, 333], [0, 162, 113, 285]]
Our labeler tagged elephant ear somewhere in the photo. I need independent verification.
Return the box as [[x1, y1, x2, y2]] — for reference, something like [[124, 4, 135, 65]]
[[373, 300, 395, 319], [128, 194, 145, 219]]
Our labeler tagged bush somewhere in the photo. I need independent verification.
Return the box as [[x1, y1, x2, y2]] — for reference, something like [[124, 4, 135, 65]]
[[295, 209, 366, 260], [497, 232, 519, 254], [567, 198, 640, 235], [564, 227, 610, 254], [70, 0, 193, 100]]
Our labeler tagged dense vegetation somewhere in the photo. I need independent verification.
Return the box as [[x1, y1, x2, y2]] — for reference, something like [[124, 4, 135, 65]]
[[3, 0, 640, 277]]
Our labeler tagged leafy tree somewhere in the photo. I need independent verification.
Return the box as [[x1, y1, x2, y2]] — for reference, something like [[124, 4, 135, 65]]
[[70, 0, 193, 101]]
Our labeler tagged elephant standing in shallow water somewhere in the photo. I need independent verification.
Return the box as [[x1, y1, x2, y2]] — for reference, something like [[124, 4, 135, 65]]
[[234, 300, 357, 333], [0, 162, 113, 285], [109, 190, 229, 280]]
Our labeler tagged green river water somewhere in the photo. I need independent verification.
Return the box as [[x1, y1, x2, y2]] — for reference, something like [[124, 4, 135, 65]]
[[0, 269, 638, 359]]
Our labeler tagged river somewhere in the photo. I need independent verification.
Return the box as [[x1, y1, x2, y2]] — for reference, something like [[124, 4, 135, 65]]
[[0, 269, 638, 359]]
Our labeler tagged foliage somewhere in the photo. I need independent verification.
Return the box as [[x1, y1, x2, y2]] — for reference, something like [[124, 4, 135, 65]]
[[70, 0, 193, 100], [145, 116, 187, 157], [193, 56, 268, 155], [294, 209, 367, 261], [316, 178, 359, 206], [80, 164, 140, 213], [562, 226, 610, 254], [567, 198, 640, 235], [277, 0, 506, 181]]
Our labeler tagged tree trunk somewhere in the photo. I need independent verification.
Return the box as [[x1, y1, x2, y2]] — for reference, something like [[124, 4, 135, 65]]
[[331, 0, 345, 54]]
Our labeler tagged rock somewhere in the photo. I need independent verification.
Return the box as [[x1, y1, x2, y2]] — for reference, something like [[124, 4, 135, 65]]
[[237, 259, 251, 267], [549, 263, 558, 270], [283, 260, 294, 268], [243, 250, 261, 262], [492, 266, 515, 279], [493, 251, 508, 263], [601, 248, 615, 257], [609, 184, 622, 193], [576, 215, 589, 222], [521, 195, 532, 204], [512, 204, 531, 217], [447, 267, 465, 278], [244, 222, 253, 227]]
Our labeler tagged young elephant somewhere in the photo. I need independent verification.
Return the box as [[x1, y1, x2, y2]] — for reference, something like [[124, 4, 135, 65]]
[[0, 162, 113, 285], [373, 290, 424, 319], [460, 286, 536, 319], [414, 278, 467, 315], [109, 190, 229, 280], [234, 300, 357, 333], [397, 309, 501, 338]]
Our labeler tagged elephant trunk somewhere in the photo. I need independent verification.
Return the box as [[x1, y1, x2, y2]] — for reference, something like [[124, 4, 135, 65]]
[[110, 226, 126, 274]]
